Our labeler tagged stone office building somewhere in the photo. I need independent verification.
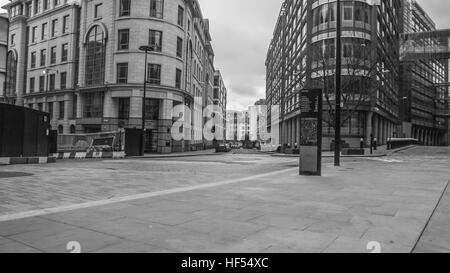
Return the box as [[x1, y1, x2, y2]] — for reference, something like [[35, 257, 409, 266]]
[[213, 70, 227, 140], [0, 13, 8, 102], [3, 0, 226, 153]]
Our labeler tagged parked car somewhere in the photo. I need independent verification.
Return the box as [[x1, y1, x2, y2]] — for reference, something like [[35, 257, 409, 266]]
[[216, 143, 231, 153]]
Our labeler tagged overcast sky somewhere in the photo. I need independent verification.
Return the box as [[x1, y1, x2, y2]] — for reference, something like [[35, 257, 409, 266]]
[[1, 0, 449, 111]]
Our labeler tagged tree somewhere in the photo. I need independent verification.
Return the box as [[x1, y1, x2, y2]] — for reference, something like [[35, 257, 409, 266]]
[[309, 39, 382, 132]]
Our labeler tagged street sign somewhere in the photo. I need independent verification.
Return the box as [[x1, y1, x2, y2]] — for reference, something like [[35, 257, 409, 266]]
[[299, 88, 323, 176]]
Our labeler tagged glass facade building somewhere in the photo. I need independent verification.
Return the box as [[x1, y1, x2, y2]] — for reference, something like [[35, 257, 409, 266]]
[[399, 0, 449, 146], [266, 0, 405, 149]]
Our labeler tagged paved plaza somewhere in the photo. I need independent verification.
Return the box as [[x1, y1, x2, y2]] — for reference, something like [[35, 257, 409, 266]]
[[0, 146, 449, 253]]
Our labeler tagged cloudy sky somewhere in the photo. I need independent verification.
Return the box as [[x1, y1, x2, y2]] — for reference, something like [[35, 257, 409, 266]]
[[1, 0, 449, 110]]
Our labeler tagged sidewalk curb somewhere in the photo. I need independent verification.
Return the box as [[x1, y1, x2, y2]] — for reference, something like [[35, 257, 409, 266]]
[[266, 145, 418, 159], [269, 153, 388, 158], [0, 157, 56, 165], [386, 145, 416, 156], [129, 150, 224, 159]]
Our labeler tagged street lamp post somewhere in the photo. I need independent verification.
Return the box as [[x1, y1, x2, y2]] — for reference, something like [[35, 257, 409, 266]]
[[138, 45, 154, 156], [139, 45, 154, 155], [334, 0, 342, 166]]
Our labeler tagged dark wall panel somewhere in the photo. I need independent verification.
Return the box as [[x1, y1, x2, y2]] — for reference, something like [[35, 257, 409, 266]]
[[0, 103, 50, 157], [0, 104, 25, 157]]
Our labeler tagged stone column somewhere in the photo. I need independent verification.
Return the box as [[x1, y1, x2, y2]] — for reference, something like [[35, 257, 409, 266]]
[[366, 111, 373, 146]]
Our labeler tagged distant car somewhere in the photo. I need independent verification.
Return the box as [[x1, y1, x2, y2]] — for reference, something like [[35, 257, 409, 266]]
[[216, 143, 231, 153]]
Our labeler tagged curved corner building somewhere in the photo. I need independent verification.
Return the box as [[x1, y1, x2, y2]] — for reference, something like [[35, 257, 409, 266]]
[[266, 0, 401, 148], [3, 0, 224, 154]]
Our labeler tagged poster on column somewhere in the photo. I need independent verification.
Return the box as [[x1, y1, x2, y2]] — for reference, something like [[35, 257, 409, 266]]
[[299, 88, 323, 176]]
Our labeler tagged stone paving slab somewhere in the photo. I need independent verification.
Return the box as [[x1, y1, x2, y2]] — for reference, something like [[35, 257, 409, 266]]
[[414, 180, 450, 253], [0, 147, 448, 253], [0, 154, 298, 217]]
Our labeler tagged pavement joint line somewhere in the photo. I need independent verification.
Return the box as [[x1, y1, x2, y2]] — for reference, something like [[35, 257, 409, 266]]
[[0, 167, 298, 222], [410, 178, 450, 253]]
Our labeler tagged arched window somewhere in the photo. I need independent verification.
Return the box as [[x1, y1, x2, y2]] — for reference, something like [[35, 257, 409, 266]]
[[58, 125, 64, 134], [5, 51, 17, 97], [70, 125, 76, 134], [85, 25, 106, 87]]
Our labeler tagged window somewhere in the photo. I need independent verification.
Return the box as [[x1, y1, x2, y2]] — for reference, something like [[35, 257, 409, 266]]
[[58, 125, 63, 134], [59, 101, 65, 119], [355, 2, 364, 22], [48, 102, 53, 118], [32, 26, 37, 42], [150, 0, 164, 19], [29, 77, 35, 93], [61, 43, 68, 62], [95, 3, 102, 18], [53, 0, 60, 7], [118, 29, 129, 50], [119, 0, 130, 16], [51, 19, 58, 37], [144, 99, 159, 120], [40, 49, 46, 66], [34, 0, 40, 14], [343, 44, 352, 58], [85, 25, 106, 87], [10, 34, 15, 45], [364, 7, 370, 24], [73, 95, 77, 118], [39, 75, 45, 92], [116, 63, 128, 83], [83, 92, 104, 118], [11, 4, 23, 17], [147, 64, 161, 85], [149, 30, 162, 52], [43, 0, 49, 11], [118, 98, 130, 119], [50, 46, 57, 64], [41, 22, 47, 40], [60, 72, 67, 89], [343, 4, 353, 21], [175, 69, 182, 89], [176, 37, 183, 58], [177, 6, 184, 26], [62, 15, 69, 33], [31, 51, 36, 68], [49, 74, 55, 91]]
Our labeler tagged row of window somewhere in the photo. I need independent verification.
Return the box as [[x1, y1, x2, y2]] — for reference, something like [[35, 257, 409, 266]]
[[30, 15, 70, 44], [116, 62, 182, 89], [10, 0, 68, 18], [117, 29, 184, 59], [30, 44, 69, 68], [116, 0, 185, 28], [29, 100, 66, 120], [312, 2, 372, 27], [29, 72, 67, 93]]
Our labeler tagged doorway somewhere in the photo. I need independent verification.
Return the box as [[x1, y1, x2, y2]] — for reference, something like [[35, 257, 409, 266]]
[[145, 129, 158, 153]]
